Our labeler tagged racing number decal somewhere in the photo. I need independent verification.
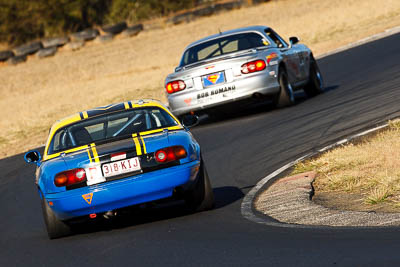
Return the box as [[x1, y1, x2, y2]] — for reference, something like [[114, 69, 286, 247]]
[[82, 193, 93, 205]]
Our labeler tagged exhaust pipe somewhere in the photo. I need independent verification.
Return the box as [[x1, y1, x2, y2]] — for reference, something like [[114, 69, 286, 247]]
[[252, 93, 264, 99], [103, 210, 117, 219]]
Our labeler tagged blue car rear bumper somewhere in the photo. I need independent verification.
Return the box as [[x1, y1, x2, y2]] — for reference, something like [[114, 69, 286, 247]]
[[44, 161, 200, 220]]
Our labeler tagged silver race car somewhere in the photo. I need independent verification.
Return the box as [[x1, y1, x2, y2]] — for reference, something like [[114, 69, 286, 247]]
[[165, 25, 323, 117]]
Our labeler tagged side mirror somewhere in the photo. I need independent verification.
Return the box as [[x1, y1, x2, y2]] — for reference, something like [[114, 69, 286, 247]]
[[181, 114, 199, 128], [175, 66, 182, 72], [24, 150, 41, 165], [289, 36, 300, 47]]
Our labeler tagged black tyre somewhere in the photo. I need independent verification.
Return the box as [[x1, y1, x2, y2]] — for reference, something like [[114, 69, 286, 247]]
[[102, 22, 127, 35], [41, 37, 69, 48], [193, 6, 214, 17], [41, 197, 72, 239], [274, 68, 295, 108], [215, 2, 238, 12], [0, 50, 14, 62], [14, 41, 43, 56], [169, 12, 194, 25], [7, 55, 27, 65], [122, 24, 144, 37], [71, 28, 99, 42], [184, 160, 214, 212], [303, 58, 323, 97], [37, 46, 57, 59]]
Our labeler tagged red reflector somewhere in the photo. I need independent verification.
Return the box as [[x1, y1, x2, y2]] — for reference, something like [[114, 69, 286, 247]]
[[89, 213, 97, 219], [155, 150, 167, 162]]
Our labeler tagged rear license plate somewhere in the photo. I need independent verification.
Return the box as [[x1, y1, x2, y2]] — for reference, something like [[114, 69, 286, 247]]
[[102, 157, 141, 178], [202, 71, 225, 88]]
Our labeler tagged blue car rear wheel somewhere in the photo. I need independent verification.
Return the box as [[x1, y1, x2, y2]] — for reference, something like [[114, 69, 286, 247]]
[[42, 197, 72, 239], [184, 161, 214, 212]]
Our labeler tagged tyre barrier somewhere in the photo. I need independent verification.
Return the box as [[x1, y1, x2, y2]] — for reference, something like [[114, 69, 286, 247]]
[[1, 0, 264, 67], [41, 37, 70, 48], [71, 28, 99, 42], [122, 24, 144, 37], [14, 41, 43, 56], [0, 50, 14, 62], [37, 46, 58, 59], [101, 22, 127, 35], [7, 54, 27, 65]]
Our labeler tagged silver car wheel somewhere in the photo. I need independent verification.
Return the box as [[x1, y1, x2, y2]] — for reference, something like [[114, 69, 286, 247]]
[[276, 69, 295, 108]]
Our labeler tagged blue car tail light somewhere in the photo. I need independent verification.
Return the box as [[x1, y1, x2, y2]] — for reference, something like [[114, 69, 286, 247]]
[[155, 146, 187, 163], [54, 168, 87, 187]]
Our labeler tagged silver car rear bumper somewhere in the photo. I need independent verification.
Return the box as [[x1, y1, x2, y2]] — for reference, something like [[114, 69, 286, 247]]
[[167, 72, 280, 116]]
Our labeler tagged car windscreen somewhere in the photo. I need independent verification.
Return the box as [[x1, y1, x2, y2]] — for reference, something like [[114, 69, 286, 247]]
[[180, 32, 266, 67], [48, 107, 178, 154]]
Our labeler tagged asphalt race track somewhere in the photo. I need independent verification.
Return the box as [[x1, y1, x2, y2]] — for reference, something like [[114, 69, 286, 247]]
[[1, 33, 400, 266]]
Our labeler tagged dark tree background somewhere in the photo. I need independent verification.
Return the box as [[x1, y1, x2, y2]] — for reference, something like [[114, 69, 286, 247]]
[[0, 0, 195, 45]]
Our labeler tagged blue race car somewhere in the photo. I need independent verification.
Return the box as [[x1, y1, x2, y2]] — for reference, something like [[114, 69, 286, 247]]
[[24, 99, 214, 239]]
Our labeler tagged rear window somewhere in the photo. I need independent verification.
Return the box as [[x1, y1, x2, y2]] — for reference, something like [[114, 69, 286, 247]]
[[180, 32, 266, 67], [48, 107, 178, 154]]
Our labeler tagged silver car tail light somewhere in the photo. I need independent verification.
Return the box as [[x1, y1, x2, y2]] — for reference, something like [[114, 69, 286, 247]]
[[166, 80, 186, 94]]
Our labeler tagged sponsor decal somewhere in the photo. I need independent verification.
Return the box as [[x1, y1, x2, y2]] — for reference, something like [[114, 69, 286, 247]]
[[205, 65, 215, 69], [203, 71, 225, 87], [269, 60, 278, 66], [197, 85, 236, 100], [266, 53, 278, 64], [82, 193, 93, 205], [206, 73, 220, 84], [184, 98, 192, 105]]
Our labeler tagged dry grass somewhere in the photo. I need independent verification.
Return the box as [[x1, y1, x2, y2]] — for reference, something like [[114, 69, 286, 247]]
[[293, 120, 400, 206], [1, 0, 400, 159]]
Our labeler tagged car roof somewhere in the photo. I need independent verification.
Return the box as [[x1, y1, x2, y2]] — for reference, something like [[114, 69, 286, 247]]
[[49, 99, 169, 134], [185, 25, 269, 50], [42, 99, 181, 161]]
